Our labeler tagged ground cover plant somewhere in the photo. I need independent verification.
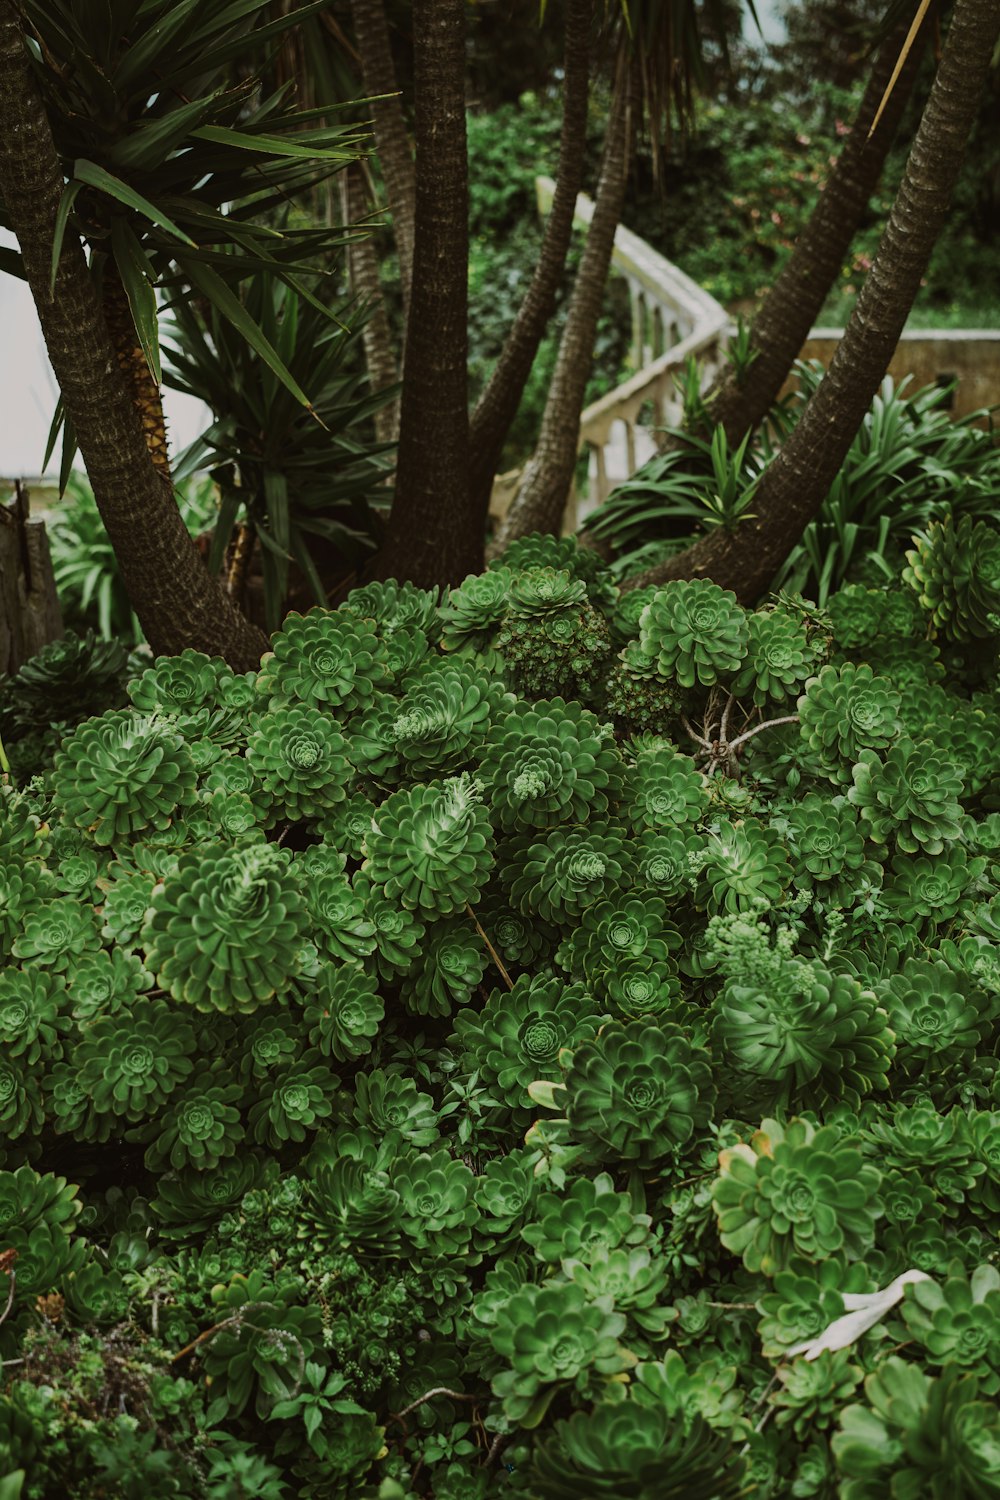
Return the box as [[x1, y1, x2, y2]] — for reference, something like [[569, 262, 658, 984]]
[[0, 509, 999, 1495]]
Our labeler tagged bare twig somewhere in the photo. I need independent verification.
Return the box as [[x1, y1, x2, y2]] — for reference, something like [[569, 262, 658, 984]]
[[390, 1386, 481, 1424], [466, 903, 513, 991], [727, 714, 800, 753]]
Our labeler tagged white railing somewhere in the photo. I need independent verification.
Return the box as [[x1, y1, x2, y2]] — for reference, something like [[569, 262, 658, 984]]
[[489, 175, 730, 531]]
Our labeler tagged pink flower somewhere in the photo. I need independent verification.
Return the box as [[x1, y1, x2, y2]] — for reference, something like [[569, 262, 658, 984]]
[[835, 119, 850, 137]]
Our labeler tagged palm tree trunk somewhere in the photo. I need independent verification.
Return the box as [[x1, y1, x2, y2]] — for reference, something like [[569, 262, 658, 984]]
[[466, 0, 591, 523], [492, 73, 631, 550], [340, 162, 401, 445], [373, 0, 473, 586], [101, 264, 172, 483], [350, 0, 417, 316], [0, 0, 267, 670], [628, 0, 1000, 603], [702, 11, 928, 445]]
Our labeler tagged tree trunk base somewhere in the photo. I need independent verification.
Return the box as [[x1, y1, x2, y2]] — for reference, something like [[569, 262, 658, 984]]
[[0, 481, 63, 676]]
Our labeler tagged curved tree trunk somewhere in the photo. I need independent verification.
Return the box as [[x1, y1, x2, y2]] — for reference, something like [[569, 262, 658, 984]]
[[350, 0, 417, 317], [466, 0, 592, 524], [627, 0, 1000, 602], [491, 73, 631, 551], [0, 0, 267, 670], [340, 161, 401, 445], [701, 10, 929, 445], [374, 0, 473, 586]]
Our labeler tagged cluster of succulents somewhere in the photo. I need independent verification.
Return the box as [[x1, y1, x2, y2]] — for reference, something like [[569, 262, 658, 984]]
[[1, 512, 1000, 1497]]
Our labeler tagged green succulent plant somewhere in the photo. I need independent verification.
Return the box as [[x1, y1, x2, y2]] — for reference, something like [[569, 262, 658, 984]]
[[883, 844, 983, 923], [144, 1067, 245, 1172], [733, 606, 826, 705], [879, 958, 992, 1085], [848, 738, 965, 853], [713, 969, 894, 1111], [256, 609, 389, 713], [554, 1019, 716, 1169], [833, 1357, 1000, 1499], [478, 697, 623, 830], [698, 818, 791, 915], [245, 705, 351, 825], [492, 533, 618, 609], [487, 1280, 630, 1426], [521, 1171, 652, 1264], [352, 1068, 440, 1148], [12, 901, 101, 973], [392, 661, 511, 778], [394, 1148, 479, 1255], [439, 569, 513, 656], [713, 1117, 883, 1275], [51, 708, 199, 845], [399, 915, 489, 1016], [797, 664, 901, 782], [625, 746, 709, 831], [247, 1055, 338, 1147], [638, 579, 749, 689], [496, 567, 614, 699], [783, 793, 866, 880], [504, 822, 629, 927], [528, 1399, 746, 1499], [452, 974, 607, 1127], [902, 1264, 1000, 1368], [363, 774, 494, 917], [0, 968, 69, 1064], [143, 842, 308, 1011], [78, 1001, 196, 1122], [603, 641, 682, 736], [757, 1258, 873, 1361], [200, 1274, 325, 1419], [904, 513, 1000, 642], [304, 965, 383, 1063]]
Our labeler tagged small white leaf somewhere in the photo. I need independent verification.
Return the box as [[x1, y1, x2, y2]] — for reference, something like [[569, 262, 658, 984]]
[[786, 1269, 932, 1361]]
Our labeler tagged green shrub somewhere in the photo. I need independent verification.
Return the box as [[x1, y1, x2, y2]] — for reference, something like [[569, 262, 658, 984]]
[[0, 525, 999, 1494]]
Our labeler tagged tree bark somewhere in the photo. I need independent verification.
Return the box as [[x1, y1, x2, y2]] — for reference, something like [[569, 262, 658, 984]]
[[466, 0, 592, 525], [491, 75, 631, 551], [702, 11, 928, 445], [374, 0, 473, 586], [0, 1, 268, 670], [340, 161, 401, 445], [350, 0, 417, 317], [627, 0, 1000, 603]]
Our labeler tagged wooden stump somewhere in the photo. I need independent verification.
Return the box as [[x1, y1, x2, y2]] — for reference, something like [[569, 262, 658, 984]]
[[0, 480, 63, 677]]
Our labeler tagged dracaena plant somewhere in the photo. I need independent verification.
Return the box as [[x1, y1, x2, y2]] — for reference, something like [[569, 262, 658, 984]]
[[8, 0, 367, 485]]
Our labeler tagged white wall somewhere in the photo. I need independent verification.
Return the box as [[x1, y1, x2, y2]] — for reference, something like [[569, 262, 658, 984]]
[[0, 229, 211, 480]]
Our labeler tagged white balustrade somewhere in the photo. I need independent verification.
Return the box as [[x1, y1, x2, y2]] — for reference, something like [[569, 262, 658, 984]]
[[489, 176, 730, 529]]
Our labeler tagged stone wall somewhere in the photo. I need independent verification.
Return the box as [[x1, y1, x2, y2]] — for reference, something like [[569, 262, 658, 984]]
[[792, 329, 1000, 425]]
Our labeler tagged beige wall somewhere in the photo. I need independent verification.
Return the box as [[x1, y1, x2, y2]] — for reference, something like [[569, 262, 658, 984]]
[[791, 330, 1000, 426]]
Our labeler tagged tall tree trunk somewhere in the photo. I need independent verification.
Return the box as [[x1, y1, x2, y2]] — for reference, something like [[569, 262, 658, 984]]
[[628, 0, 1000, 602], [0, 1, 267, 670], [466, 0, 592, 523], [374, 0, 472, 586], [101, 264, 172, 482], [340, 162, 401, 445], [350, 0, 417, 317], [492, 74, 631, 551], [702, 11, 929, 445]]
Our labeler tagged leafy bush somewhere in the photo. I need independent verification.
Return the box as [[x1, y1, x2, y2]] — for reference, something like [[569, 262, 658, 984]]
[[586, 369, 1000, 603], [48, 472, 219, 645], [2, 521, 1000, 1494]]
